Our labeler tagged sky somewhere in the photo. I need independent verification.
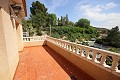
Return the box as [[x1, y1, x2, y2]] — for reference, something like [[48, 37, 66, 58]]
[[26, 0, 120, 29]]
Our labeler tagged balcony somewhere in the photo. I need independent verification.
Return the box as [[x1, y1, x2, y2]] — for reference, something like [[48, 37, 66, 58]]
[[14, 36, 120, 80]]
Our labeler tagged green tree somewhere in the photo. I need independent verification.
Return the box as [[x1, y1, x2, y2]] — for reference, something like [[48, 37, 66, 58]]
[[30, 1, 48, 35], [22, 19, 32, 31], [58, 18, 62, 26], [106, 26, 120, 47], [76, 18, 90, 28], [50, 26, 98, 42], [22, 19, 35, 36], [61, 16, 65, 26], [47, 13, 57, 27], [68, 21, 74, 26], [65, 14, 69, 25], [96, 26, 120, 48]]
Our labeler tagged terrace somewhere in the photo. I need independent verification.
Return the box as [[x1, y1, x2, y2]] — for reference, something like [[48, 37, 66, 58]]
[[14, 36, 120, 80]]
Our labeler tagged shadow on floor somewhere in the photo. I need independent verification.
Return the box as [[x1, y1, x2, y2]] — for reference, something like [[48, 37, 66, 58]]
[[42, 46, 95, 80]]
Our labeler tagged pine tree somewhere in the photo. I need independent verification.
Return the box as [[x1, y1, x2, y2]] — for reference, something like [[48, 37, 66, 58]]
[[65, 14, 69, 25]]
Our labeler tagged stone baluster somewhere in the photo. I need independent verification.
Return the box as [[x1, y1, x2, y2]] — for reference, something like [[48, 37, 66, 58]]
[[58, 41, 60, 46], [68, 44, 70, 50], [92, 51, 97, 62], [63, 42, 65, 48], [80, 47, 83, 56], [54, 40, 56, 44], [61, 41, 63, 47], [24, 38, 26, 41], [85, 49, 89, 59], [111, 56, 118, 71], [56, 40, 58, 45], [30, 37, 32, 41], [39, 37, 40, 41], [38, 37, 39, 41], [30, 37, 33, 41], [70, 44, 72, 51], [61, 42, 63, 47], [75, 45, 78, 54], [100, 53, 107, 65], [28, 37, 29, 41], [53, 40, 55, 44], [64, 43, 66, 49], [72, 45, 74, 52], [56, 41, 58, 45], [67, 43, 69, 50], [60, 41, 62, 47], [25, 38, 27, 41], [25, 38, 26, 41], [56, 41, 57, 45], [69, 44, 71, 51], [73, 45, 76, 53], [23, 38, 25, 41], [37, 37, 38, 41], [73, 44, 75, 52]]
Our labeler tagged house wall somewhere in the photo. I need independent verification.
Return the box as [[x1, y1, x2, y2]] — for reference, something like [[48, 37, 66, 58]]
[[16, 24, 24, 51], [0, 1, 19, 80], [24, 41, 46, 47], [47, 41, 120, 80]]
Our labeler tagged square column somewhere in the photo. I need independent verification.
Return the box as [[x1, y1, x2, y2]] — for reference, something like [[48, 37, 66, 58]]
[[16, 21, 24, 51], [0, 8, 19, 80]]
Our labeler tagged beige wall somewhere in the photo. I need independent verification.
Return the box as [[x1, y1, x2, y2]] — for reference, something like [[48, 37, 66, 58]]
[[0, 8, 19, 80], [16, 24, 24, 51], [24, 41, 46, 47], [47, 41, 120, 80]]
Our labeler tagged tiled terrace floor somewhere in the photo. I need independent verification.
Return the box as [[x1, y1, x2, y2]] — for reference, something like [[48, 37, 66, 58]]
[[14, 46, 95, 80]]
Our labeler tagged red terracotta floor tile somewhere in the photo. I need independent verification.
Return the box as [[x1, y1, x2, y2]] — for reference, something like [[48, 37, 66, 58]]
[[13, 46, 95, 80]]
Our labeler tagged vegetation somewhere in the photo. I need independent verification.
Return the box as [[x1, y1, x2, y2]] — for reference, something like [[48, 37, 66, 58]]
[[75, 18, 90, 28], [22, 19, 35, 36], [49, 18, 98, 42], [47, 13, 57, 27], [22, 1, 120, 52], [22, 1, 99, 43], [50, 26, 98, 42], [96, 26, 120, 48], [30, 1, 48, 35], [57, 14, 72, 26], [22, 1, 57, 36], [109, 48, 120, 53], [22, 1, 120, 69]]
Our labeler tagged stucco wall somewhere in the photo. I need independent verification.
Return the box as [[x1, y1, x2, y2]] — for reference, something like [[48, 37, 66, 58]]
[[24, 41, 46, 47], [16, 24, 24, 51], [0, 8, 19, 80], [47, 41, 120, 80]]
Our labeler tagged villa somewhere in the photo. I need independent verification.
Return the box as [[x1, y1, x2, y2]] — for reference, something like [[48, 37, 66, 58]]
[[0, 0, 120, 80]]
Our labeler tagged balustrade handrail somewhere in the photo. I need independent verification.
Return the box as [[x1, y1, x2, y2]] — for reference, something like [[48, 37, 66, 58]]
[[23, 36, 120, 73], [23, 36, 46, 42], [47, 36, 120, 56], [46, 36, 120, 74]]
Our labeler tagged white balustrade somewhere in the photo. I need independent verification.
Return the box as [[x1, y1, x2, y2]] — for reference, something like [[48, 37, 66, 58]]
[[23, 36, 46, 42], [46, 36, 120, 73]]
